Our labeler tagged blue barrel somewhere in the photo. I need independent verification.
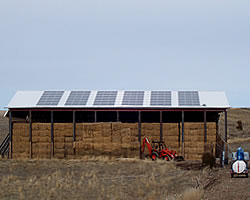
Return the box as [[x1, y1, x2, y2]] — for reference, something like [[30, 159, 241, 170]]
[[236, 147, 245, 160]]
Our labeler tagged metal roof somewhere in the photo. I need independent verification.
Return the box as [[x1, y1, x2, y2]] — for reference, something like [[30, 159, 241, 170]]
[[6, 90, 230, 109]]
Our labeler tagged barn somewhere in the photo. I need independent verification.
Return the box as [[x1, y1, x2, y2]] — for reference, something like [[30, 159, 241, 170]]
[[3, 90, 230, 160]]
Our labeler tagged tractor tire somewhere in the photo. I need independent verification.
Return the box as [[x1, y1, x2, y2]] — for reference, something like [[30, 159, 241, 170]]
[[165, 155, 172, 161], [151, 152, 159, 161]]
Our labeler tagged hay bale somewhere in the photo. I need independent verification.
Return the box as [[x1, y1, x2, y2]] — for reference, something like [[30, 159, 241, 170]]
[[54, 137, 64, 143]]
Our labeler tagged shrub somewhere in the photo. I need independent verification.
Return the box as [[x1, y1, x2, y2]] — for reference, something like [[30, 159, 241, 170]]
[[202, 153, 215, 169]]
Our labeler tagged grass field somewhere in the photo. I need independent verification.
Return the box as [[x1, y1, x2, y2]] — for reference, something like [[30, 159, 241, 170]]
[[1, 108, 250, 199]]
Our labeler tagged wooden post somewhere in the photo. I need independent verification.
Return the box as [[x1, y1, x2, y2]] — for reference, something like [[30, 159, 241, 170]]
[[204, 110, 207, 144], [224, 110, 228, 165], [73, 111, 76, 154], [182, 111, 185, 157], [51, 111, 54, 158], [160, 111, 163, 142], [29, 111, 32, 159], [117, 111, 119, 122], [9, 111, 12, 159], [94, 111, 97, 123], [138, 111, 142, 159]]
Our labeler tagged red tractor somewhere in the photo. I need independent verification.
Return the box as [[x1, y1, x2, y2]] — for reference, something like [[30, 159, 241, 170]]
[[142, 137, 183, 161]]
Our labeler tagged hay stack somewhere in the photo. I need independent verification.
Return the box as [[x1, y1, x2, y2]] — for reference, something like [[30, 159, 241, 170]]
[[32, 123, 51, 159], [12, 123, 30, 159]]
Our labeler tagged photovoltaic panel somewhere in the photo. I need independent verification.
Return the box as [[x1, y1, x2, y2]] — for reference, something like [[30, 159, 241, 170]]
[[178, 91, 200, 106], [37, 91, 64, 106], [93, 91, 118, 105], [150, 91, 171, 106], [122, 91, 144, 105], [65, 91, 91, 105]]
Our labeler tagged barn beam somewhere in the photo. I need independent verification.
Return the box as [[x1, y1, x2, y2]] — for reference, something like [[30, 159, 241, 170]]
[[224, 110, 228, 165], [204, 110, 207, 143], [138, 111, 142, 159], [51, 111, 54, 158], [29, 110, 32, 159], [94, 111, 97, 122], [73, 111, 76, 154], [9, 111, 12, 159], [160, 111, 163, 142], [117, 111, 119, 122], [182, 111, 185, 157]]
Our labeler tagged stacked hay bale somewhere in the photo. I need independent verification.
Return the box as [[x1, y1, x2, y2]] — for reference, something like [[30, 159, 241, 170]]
[[120, 123, 139, 157], [12, 123, 29, 159], [32, 123, 51, 159], [93, 123, 113, 156], [141, 123, 160, 142], [163, 123, 180, 154], [183, 122, 217, 160], [74, 123, 94, 158], [54, 123, 73, 159]]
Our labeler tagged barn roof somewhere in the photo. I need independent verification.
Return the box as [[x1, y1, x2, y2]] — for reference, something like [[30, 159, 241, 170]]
[[6, 90, 230, 109]]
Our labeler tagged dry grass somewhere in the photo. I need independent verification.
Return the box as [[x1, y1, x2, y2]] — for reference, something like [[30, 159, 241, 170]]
[[0, 159, 204, 200], [182, 188, 204, 200]]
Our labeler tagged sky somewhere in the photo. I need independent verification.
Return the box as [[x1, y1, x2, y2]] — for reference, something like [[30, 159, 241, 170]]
[[0, 0, 250, 109]]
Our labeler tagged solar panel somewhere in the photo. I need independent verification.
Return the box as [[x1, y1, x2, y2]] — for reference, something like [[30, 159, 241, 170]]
[[37, 91, 64, 106], [122, 91, 144, 105], [65, 91, 91, 105], [178, 91, 200, 106], [150, 91, 171, 106], [93, 91, 118, 105]]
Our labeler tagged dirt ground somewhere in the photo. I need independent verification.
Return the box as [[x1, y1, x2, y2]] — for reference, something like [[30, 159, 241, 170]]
[[0, 158, 249, 200], [1, 108, 250, 199]]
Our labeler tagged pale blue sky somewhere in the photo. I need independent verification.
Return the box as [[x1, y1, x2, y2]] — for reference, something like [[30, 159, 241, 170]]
[[0, 0, 249, 108]]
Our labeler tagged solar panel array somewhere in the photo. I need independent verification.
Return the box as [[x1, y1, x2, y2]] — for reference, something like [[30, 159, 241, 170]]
[[36, 90, 201, 107], [93, 91, 118, 105], [122, 91, 144, 105], [65, 91, 91, 105], [150, 91, 171, 106], [37, 91, 64, 106], [178, 91, 200, 106]]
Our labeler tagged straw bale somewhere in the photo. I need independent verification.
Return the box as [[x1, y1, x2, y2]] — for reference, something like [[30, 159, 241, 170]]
[[32, 143, 50, 149], [185, 135, 204, 142], [12, 152, 29, 159], [13, 129, 29, 137], [142, 123, 154, 130], [185, 154, 202, 160], [75, 136, 82, 141], [32, 123, 40, 130], [12, 136, 29, 142], [65, 142, 73, 148], [163, 129, 179, 136], [65, 136, 73, 142], [164, 135, 179, 143], [32, 131, 40, 136], [54, 123, 65, 130], [92, 123, 101, 131], [54, 137, 64, 142], [93, 131, 102, 138], [185, 147, 204, 154], [121, 143, 131, 149], [185, 129, 204, 136], [207, 129, 216, 136], [163, 123, 179, 130], [82, 130, 93, 138], [32, 154, 50, 159], [112, 122, 121, 131], [101, 129, 111, 137], [38, 123, 50, 130], [121, 128, 131, 137], [93, 137, 111, 144], [65, 149, 74, 155], [54, 148, 65, 153], [55, 143, 64, 149], [184, 141, 204, 148], [13, 123, 29, 130], [54, 153, 65, 159], [207, 135, 216, 142], [39, 131, 50, 137], [207, 122, 216, 129]]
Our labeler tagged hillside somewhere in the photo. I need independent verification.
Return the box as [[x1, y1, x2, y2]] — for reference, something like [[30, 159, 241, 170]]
[[0, 111, 8, 143]]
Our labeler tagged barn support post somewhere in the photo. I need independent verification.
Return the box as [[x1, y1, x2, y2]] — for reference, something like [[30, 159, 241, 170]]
[[29, 110, 32, 159], [73, 111, 76, 154], [204, 110, 207, 144], [94, 111, 97, 123], [138, 111, 142, 159], [160, 111, 163, 142], [224, 110, 228, 165], [51, 111, 54, 158], [9, 111, 12, 159], [182, 111, 185, 157], [117, 111, 119, 122]]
